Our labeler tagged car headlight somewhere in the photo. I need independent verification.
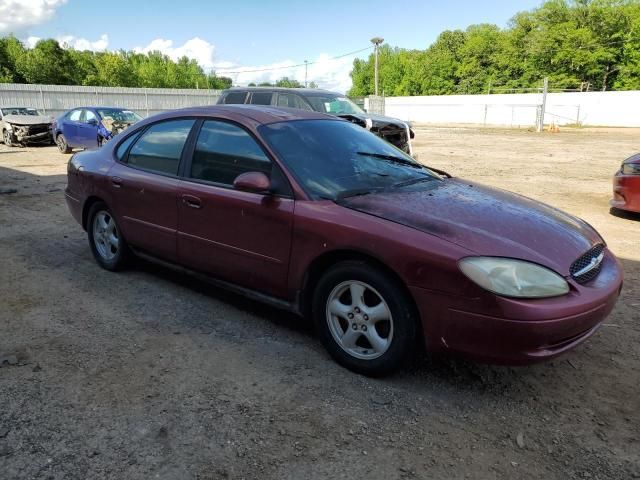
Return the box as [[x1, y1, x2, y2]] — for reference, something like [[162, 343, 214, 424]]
[[459, 257, 569, 298], [622, 163, 640, 175]]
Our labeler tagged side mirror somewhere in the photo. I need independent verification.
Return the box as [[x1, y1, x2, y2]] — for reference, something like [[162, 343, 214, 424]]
[[233, 172, 271, 193], [87, 118, 98, 126]]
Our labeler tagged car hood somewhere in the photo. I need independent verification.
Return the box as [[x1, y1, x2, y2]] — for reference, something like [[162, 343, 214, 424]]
[[3, 114, 52, 125], [338, 112, 409, 129], [340, 178, 601, 275], [623, 152, 640, 165]]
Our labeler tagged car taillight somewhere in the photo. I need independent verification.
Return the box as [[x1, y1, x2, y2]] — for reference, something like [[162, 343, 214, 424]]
[[622, 163, 640, 175]]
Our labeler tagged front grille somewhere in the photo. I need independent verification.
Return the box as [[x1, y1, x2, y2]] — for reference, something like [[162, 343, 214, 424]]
[[570, 244, 605, 284], [27, 124, 50, 135]]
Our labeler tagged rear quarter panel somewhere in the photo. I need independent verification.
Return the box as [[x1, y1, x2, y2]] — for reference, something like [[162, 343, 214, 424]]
[[66, 149, 116, 229]]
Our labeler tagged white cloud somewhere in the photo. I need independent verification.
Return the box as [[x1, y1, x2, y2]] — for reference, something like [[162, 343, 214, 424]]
[[0, 0, 67, 33], [134, 37, 216, 69], [58, 33, 109, 51], [215, 53, 355, 93], [133, 36, 356, 92], [21, 28, 356, 92], [25, 33, 109, 51]]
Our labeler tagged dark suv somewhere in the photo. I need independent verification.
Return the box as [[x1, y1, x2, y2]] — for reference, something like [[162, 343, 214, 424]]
[[217, 87, 414, 153]]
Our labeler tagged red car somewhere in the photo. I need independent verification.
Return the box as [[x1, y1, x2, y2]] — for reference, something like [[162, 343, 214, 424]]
[[611, 153, 640, 213], [65, 105, 623, 376]]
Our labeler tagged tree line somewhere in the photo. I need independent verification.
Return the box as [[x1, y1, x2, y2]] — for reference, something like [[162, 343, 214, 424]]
[[247, 77, 318, 88], [0, 36, 233, 89], [2, 0, 639, 95], [349, 0, 640, 97]]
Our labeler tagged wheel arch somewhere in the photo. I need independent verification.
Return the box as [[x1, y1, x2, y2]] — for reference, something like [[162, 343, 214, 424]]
[[300, 249, 423, 339], [82, 195, 105, 231]]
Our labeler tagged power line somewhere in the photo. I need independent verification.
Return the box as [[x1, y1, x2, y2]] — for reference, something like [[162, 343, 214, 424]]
[[210, 46, 373, 75]]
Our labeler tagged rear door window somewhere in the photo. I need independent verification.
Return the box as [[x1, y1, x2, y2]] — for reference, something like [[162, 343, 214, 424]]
[[249, 92, 273, 105], [115, 131, 142, 161], [222, 91, 248, 104], [68, 110, 82, 121], [189, 120, 271, 186], [126, 119, 195, 176]]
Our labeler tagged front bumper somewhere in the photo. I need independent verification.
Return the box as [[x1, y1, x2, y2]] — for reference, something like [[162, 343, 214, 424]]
[[610, 172, 640, 213], [13, 125, 53, 144], [410, 250, 623, 365]]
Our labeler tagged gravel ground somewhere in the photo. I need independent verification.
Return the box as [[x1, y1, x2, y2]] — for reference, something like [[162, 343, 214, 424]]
[[1, 126, 639, 480]]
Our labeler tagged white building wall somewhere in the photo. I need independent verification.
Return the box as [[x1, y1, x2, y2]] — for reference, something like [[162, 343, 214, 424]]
[[384, 91, 640, 128]]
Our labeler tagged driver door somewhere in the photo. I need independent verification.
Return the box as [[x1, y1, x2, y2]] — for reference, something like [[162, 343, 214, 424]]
[[77, 109, 99, 149]]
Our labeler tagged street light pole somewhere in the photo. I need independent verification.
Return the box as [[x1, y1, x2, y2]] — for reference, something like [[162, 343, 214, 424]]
[[370, 37, 384, 96], [304, 60, 308, 88]]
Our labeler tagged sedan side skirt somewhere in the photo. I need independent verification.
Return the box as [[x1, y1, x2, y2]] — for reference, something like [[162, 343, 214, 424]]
[[131, 247, 303, 316]]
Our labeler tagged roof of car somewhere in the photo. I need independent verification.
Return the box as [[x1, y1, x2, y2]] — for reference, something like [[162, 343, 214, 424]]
[[171, 104, 337, 124], [221, 87, 343, 98], [70, 106, 132, 110]]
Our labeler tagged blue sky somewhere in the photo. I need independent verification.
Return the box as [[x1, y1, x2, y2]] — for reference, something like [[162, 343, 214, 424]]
[[1, 0, 543, 91]]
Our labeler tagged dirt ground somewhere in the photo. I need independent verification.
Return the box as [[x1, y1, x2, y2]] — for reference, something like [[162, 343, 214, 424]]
[[1, 126, 639, 480]]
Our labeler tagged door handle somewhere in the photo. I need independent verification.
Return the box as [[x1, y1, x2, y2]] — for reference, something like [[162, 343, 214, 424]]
[[111, 176, 123, 188], [181, 194, 202, 209]]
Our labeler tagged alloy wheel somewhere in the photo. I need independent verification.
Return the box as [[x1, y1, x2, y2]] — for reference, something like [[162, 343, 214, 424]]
[[92, 211, 119, 261], [325, 280, 394, 360]]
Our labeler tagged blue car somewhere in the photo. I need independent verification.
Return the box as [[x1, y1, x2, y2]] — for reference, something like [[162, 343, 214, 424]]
[[53, 107, 142, 153]]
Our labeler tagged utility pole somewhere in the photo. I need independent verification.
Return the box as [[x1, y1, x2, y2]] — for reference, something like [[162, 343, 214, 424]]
[[370, 37, 384, 96], [537, 76, 548, 133], [304, 60, 308, 88]]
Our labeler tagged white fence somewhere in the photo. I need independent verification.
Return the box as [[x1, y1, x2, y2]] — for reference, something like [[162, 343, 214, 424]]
[[384, 91, 640, 128], [3, 83, 638, 128], [0, 84, 222, 118]]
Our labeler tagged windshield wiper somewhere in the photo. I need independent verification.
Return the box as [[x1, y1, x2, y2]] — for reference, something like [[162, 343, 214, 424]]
[[356, 151, 422, 169], [392, 176, 435, 188], [335, 186, 386, 201]]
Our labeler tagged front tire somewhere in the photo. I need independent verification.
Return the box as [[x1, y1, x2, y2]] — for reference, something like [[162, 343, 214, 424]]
[[56, 133, 71, 154], [87, 202, 129, 271], [312, 261, 418, 376], [3, 129, 14, 147]]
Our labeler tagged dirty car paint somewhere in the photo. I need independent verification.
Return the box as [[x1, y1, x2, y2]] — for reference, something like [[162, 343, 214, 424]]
[[341, 178, 602, 275]]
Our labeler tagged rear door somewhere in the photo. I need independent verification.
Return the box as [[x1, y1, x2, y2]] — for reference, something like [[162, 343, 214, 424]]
[[177, 119, 294, 297], [109, 118, 196, 261]]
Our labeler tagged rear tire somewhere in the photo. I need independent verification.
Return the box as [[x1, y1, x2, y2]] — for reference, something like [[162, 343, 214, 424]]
[[56, 133, 71, 154], [87, 202, 130, 271], [312, 260, 418, 376]]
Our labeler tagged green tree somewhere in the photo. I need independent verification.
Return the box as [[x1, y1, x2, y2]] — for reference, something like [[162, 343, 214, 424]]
[[349, 0, 640, 96], [86, 51, 137, 87], [14, 39, 73, 84], [275, 77, 304, 88]]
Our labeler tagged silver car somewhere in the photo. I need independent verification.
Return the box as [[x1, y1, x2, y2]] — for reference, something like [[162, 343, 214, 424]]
[[1, 107, 54, 146]]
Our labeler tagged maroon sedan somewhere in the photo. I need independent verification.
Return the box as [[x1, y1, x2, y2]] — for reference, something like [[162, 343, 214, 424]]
[[65, 105, 623, 376], [611, 153, 640, 214]]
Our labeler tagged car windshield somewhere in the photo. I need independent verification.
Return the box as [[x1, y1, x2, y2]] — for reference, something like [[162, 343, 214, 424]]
[[2, 107, 42, 116], [259, 119, 440, 200], [96, 109, 142, 123], [305, 96, 365, 115]]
